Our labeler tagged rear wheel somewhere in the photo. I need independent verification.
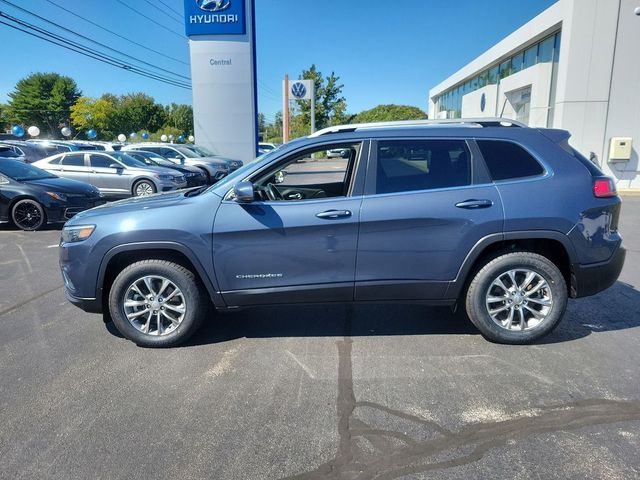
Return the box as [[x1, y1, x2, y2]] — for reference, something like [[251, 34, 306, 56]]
[[11, 199, 46, 231], [108, 260, 206, 347], [133, 180, 156, 197], [465, 252, 567, 344]]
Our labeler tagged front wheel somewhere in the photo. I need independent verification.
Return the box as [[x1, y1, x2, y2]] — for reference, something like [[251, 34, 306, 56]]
[[108, 260, 206, 347], [133, 180, 156, 197], [465, 252, 568, 344], [11, 199, 46, 231]]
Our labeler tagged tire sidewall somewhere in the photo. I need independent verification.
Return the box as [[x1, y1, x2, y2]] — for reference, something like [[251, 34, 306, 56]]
[[109, 261, 203, 347], [466, 253, 568, 344], [11, 199, 45, 231]]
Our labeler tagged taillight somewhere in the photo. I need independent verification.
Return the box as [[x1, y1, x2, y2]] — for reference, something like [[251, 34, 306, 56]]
[[593, 177, 617, 198]]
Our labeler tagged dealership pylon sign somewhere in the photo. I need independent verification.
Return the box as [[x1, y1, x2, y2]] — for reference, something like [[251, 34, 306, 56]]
[[283, 78, 316, 142], [184, 0, 258, 161]]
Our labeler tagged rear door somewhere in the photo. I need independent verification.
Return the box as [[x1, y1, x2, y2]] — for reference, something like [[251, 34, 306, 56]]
[[355, 138, 503, 300], [58, 153, 90, 184]]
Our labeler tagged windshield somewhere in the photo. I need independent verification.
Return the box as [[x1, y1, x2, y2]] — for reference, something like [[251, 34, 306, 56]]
[[173, 146, 201, 158], [0, 159, 57, 181], [187, 145, 219, 157], [109, 152, 147, 168]]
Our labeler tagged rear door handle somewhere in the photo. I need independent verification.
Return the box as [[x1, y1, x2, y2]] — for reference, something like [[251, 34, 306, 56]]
[[316, 210, 352, 219], [455, 199, 493, 209]]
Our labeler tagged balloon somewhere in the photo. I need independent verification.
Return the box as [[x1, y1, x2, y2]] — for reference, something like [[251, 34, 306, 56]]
[[129, 132, 137, 139], [117, 134, 126, 142], [87, 129, 97, 139], [27, 126, 40, 137], [11, 125, 25, 137], [142, 132, 149, 140], [61, 127, 72, 137], [188, 135, 195, 143], [160, 134, 168, 142], [178, 135, 185, 143]]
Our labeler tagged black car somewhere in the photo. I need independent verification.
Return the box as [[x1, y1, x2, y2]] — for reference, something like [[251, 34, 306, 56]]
[[0, 159, 105, 231], [1, 141, 52, 163], [126, 150, 208, 188]]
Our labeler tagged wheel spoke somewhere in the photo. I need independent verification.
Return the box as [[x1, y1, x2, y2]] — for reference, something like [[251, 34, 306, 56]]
[[503, 307, 515, 329], [525, 280, 548, 296], [143, 277, 157, 296], [526, 297, 552, 307], [163, 303, 185, 314], [126, 308, 149, 319], [518, 308, 526, 330], [523, 305, 546, 320], [521, 271, 537, 290], [489, 304, 511, 315], [157, 279, 171, 298], [141, 311, 153, 333], [124, 299, 147, 307], [161, 310, 180, 328], [494, 277, 510, 294], [507, 270, 518, 289], [487, 295, 508, 303]]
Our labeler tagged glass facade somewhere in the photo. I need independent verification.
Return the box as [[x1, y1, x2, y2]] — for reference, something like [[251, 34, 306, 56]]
[[434, 31, 561, 119]]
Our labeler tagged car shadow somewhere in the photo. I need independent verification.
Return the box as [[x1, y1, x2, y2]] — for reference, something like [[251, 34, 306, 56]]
[[0, 223, 63, 232], [163, 280, 640, 348]]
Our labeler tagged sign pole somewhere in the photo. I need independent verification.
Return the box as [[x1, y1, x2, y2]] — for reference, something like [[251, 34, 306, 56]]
[[283, 74, 289, 144], [310, 83, 316, 134]]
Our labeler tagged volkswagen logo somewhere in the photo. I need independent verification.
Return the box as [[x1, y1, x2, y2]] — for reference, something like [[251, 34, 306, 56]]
[[196, 0, 231, 12], [291, 82, 307, 99]]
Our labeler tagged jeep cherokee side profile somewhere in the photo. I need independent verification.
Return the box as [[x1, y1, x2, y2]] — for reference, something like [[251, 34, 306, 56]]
[[59, 119, 625, 347]]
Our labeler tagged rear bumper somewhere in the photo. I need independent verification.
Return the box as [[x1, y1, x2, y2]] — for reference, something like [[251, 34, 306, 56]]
[[571, 246, 626, 298]]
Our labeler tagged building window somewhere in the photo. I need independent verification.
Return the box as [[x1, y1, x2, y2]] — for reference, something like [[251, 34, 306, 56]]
[[538, 35, 555, 62], [511, 52, 524, 73], [499, 60, 512, 79], [523, 45, 537, 69]]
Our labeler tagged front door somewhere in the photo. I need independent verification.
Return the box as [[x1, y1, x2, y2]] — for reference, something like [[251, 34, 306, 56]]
[[88, 154, 128, 195], [58, 153, 90, 184], [213, 142, 367, 306], [355, 138, 504, 300]]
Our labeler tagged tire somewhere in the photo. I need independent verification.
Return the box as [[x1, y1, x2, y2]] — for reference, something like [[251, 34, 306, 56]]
[[465, 252, 567, 344], [11, 199, 46, 231], [108, 260, 206, 347], [133, 179, 156, 197]]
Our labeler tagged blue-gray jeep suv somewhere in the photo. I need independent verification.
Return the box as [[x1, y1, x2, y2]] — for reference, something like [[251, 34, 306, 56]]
[[59, 119, 625, 347]]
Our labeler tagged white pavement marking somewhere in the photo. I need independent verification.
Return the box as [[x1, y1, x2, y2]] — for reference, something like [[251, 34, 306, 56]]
[[46, 244, 59, 249], [286, 350, 316, 379], [16, 244, 33, 273]]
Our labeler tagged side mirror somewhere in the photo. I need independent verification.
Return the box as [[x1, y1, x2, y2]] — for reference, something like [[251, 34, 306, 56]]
[[233, 181, 254, 203], [109, 163, 123, 170]]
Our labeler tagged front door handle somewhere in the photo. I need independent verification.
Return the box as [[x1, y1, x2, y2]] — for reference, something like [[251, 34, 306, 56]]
[[316, 210, 352, 219], [455, 199, 493, 209]]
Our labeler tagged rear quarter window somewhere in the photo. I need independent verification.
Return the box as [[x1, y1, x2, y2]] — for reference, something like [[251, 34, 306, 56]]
[[476, 140, 544, 181]]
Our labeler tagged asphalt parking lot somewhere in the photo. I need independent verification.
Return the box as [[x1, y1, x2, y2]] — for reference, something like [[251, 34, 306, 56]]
[[1, 199, 639, 480]]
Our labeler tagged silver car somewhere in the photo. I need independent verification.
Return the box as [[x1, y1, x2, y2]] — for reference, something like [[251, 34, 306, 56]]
[[123, 144, 232, 183], [33, 151, 187, 198]]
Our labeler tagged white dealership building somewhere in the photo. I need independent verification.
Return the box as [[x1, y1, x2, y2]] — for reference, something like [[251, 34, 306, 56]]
[[428, 0, 640, 190]]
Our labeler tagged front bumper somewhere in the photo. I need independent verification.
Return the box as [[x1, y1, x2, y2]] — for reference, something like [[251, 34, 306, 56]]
[[571, 246, 626, 298], [45, 198, 106, 223], [64, 287, 102, 314]]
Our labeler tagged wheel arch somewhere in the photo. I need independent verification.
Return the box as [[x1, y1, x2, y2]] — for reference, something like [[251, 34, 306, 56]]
[[97, 242, 223, 315], [449, 231, 577, 300]]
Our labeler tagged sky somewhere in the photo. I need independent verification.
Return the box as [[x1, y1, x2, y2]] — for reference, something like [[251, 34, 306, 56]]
[[0, 0, 558, 124]]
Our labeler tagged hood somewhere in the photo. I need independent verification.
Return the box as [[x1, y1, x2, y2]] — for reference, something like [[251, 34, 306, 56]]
[[186, 156, 229, 167], [24, 176, 100, 196], [69, 190, 188, 223]]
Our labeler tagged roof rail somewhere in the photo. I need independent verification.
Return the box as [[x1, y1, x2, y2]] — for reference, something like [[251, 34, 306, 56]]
[[309, 117, 527, 137]]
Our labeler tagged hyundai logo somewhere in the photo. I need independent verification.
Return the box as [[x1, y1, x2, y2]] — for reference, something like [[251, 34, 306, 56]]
[[291, 82, 307, 99], [196, 0, 231, 12]]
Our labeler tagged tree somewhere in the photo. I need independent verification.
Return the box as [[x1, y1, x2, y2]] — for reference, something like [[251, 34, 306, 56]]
[[351, 104, 428, 124], [262, 111, 282, 144], [70, 95, 117, 139], [164, 103, 193, 134], [7, 73, 81, 136], [110, 93, 167, 135], [0, 104, 9, 131], [291, 64, 348, 138]]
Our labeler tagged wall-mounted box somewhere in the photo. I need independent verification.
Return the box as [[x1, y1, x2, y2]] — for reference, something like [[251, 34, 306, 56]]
[[609, 137, 633, 162]]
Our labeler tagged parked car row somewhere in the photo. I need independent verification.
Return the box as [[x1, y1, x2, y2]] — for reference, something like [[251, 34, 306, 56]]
[[1, 140, 244, 230]]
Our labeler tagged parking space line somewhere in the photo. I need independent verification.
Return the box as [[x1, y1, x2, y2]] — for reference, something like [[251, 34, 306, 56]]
[[46, 244, 59, 248], [15, 244, 33, 273]]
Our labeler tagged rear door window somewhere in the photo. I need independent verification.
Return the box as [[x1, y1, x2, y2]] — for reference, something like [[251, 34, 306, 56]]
[[476, 140, 544, 181], [374, 139, 471, 194]]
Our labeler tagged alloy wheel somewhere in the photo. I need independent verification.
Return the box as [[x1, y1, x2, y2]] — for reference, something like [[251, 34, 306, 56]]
[[485, 269, 553, 331]]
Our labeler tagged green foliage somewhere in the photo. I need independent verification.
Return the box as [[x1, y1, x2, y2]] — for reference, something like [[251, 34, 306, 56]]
[[290, 64, 348, 139], [7, 73, 81, 136], [262, 111, 283, 144], [0, 104, 9, 131], [164, 103, 193, 134], [70, 96, 117, 139], [109, 93, 167, 136], [351, 104, 428, 124]]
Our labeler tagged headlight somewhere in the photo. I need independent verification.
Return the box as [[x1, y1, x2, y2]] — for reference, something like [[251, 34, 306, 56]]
[[154, 174, 173, 181], [46, 191, 67, 201], [61, 225, 95, 244]]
